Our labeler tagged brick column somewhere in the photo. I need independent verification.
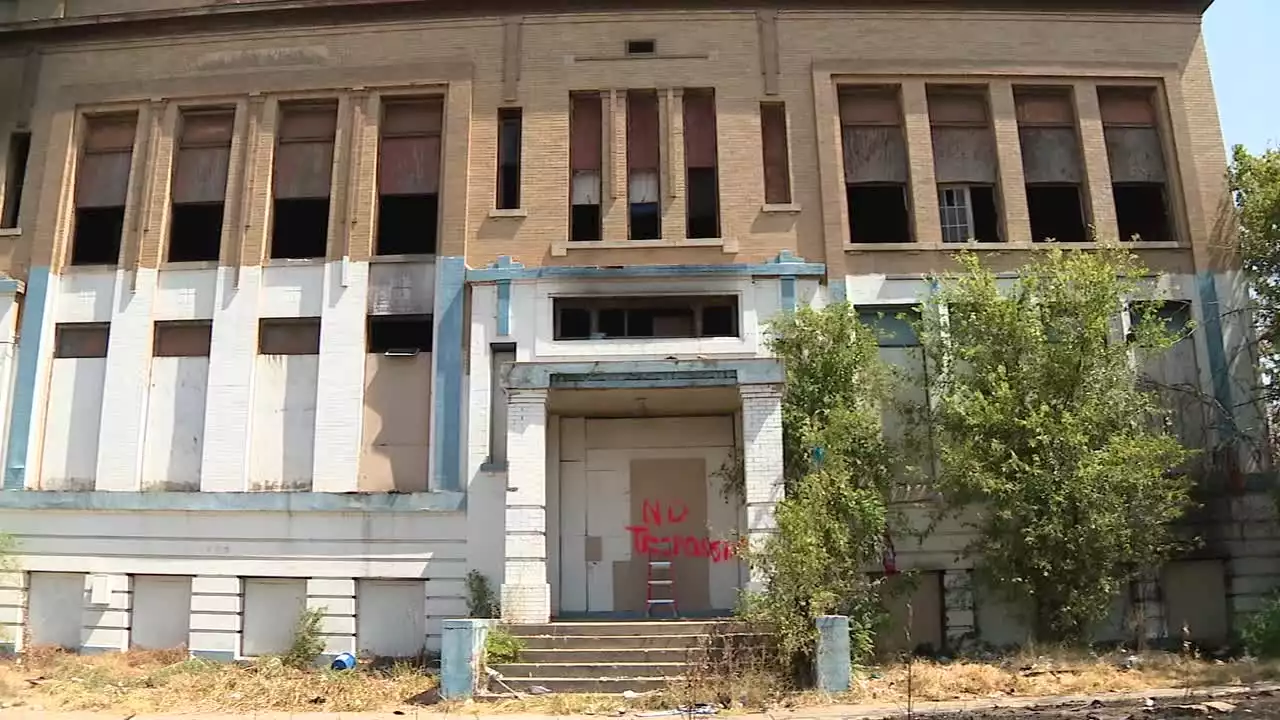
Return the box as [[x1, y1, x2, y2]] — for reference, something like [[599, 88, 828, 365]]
[[943, 569, 976, 650], [502, 388, 550, 623], [1073, 81, 1119, 242], [741, 383, 783, 592]]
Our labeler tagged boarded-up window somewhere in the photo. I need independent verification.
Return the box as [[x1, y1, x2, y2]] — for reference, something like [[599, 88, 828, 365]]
[[72, 114, 137, 265], [272, 103, 336, 259], [760, 102, 791, 204], [929, 87, 1000, 242], [378, 98, 442, 255], [2, 131, 31, 229], [1099, 87, 1170, 242], [496, 107, 522, 210], [1015, 88, 1087, 243], [259, 318, 321, 355], [684, 89, 719, 239], [570, 93, 603, 242], [55, 323, 110, 358], [627, 90, 661, 240], [839, 87, 910, 243], [170, 110, 234, 263], [154, 321, 212, 357]]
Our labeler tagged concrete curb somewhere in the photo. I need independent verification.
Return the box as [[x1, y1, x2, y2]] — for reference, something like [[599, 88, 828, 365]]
[[1, 682, 1279, 720]]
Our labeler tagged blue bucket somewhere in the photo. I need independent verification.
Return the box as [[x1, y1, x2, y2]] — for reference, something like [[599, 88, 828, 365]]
[[330, 652, 356, 670]]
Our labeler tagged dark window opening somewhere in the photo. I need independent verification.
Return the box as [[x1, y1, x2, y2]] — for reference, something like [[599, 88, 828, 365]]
[[1027, 185, 1087, 243], [571, 204, 601, 242], [970, 185, 999, 243], [497, 108, 522, 210], [760, 102, 791, 205], [168, 203, 224, 262], [259, 318, 321, 355], [554, 295, 739, 340], [687, 167, 720, 239], [630, 203, 660, 240], [847, 185, 910, 243], [271, 197, 329, 259], [377, 194, 438, 255], [368, 315, 434, 354], [626, 39, 656, 55], [1114, 183, 1170, 242], [2, 132, 31, 229], [71, 207, 125, 265]]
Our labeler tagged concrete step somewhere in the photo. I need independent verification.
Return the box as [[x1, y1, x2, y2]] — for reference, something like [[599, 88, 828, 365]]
[[496, 676, 674, 694], [516, 633, 715, 650], [506, 621, 738, 637], [519, 647, 703, 663], [492, 662, 687, 679]]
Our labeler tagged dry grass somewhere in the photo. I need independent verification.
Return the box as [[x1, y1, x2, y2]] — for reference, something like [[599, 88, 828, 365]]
[[0, 646, 439, 713]]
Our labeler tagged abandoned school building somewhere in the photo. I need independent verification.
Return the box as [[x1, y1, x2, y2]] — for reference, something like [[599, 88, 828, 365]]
[[0, 0, 1267, 666]]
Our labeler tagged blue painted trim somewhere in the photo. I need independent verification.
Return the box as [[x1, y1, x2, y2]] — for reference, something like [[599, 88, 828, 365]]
[[1196, 273, 1234, 424], [5, 267, 50, 491], [506, 358, 784, 390], [468, 251, 825, 282], [0, 490, 466, 512], [0, 278, 23, 295], [190, 649, 237, 662], [828, 278, 847, 304], [780, 276, 796, 312], [433, 257, 466, 493], [496, 280, 511, 336]]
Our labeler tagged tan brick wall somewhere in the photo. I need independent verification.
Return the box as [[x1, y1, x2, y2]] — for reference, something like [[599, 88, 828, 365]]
[[0, 6, 1226, 278]]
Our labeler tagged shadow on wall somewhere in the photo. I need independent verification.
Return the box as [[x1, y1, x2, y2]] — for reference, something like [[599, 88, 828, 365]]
[[360, 353, 432, 492]]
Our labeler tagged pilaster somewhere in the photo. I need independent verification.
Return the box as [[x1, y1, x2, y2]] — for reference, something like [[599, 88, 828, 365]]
[[740, 383, 783, 592], [502, 387, 550, 623]]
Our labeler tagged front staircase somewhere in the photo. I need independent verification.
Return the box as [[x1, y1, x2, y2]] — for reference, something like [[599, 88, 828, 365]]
[[488, 620, 761, 694]]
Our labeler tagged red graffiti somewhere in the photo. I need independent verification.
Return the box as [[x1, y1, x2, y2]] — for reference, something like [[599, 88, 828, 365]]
[[627, 500, 737, 563]]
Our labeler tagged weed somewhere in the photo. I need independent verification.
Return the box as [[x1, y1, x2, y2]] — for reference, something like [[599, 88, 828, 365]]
[[1243, 593, 1280, 658], [466, 570, 501, 618], [484, 627, 523, 665], [281, 607, 325, 669]]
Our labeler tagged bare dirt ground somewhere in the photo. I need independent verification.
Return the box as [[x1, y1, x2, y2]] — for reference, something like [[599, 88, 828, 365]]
[[928, 689, 1280, 720]]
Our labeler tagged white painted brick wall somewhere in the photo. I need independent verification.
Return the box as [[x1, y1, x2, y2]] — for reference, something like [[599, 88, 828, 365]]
[[200, 266, 260, 491], [740, 384, 783, 591], [502, 388, 550, 623], [94, 269, 157, 491], [312, 261, 369, 492]]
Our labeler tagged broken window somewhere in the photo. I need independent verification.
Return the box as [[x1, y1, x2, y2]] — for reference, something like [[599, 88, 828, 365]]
[[154, 321, 212, 357], [54, 323, 110, 358], [570, 93, 603, 242], [627, 90, 661, 240], [929, 86, 1000, 242], [496, 107, 522, 210], [72, 114, 137, 265], [169, 110, 234, 262], [2, 131, 31, 229], [839, 86, 910, 243], [271, 102, 336, 259], [259, 318, 321, 355], [1099, 87, 1171, 242], [378, 98, 442, 255], [760, 102, 791, 204], [367, 314, 433, 354], [554, 295, 739, 340], [1015, 88, 1087, 243], [684, 88, 720, 239]]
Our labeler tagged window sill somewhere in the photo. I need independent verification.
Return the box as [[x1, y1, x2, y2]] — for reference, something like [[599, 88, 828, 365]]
[[846, 242, 929, 252], [761, 203, 801, 214], [479, 461, 508, 473], [489, 208, 528, 219], [370, 253, 437, 264], [0, 228, 21, 237], [845, 240, 1188, 254], [552, 237, 736, 257], [160, 260, 220, 271], [265, 257, 326, 267]]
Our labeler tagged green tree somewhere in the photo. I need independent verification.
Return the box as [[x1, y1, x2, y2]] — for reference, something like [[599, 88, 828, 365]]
[[916, 246, 1194, 643], [741, 304, 897, 671], [1230, 145, 1280, 452]]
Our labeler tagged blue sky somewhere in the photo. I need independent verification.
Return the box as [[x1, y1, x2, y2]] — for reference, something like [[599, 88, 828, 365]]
[[1204, 0, 1277, 152]]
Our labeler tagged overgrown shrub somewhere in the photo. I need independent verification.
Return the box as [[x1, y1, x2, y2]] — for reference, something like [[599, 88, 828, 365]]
[[484, 627, 523, 665], [739, 303, 897, 677], [282, 607, 326, 669], [1242, 594, 1280, 658]]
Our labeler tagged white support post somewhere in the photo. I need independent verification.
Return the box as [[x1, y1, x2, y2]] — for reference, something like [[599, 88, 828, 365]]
[[740, 383, 784, 592], [501, 387, 550, 624]]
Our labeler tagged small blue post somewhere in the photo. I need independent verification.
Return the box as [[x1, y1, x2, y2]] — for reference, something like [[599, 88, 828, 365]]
[[815, 615, 851, 693], [441, 619, 496, 700]]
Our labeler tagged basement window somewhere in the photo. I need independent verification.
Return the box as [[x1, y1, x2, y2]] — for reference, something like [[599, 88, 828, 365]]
[[1026, 184, 1087, 243], [367, 315, 433, 355], [1114, 182, 1170, 242], [554, 295, 739, 340], [847, 185, 910, 243]]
